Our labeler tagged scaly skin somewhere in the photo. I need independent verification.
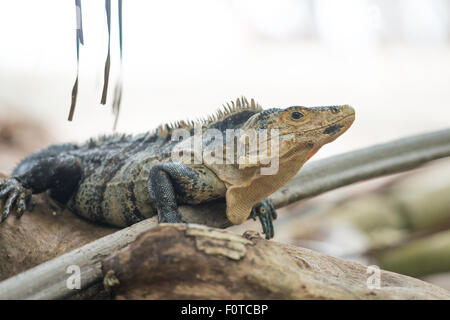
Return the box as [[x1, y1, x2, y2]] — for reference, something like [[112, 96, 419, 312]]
[[0, 97, 354, 239]]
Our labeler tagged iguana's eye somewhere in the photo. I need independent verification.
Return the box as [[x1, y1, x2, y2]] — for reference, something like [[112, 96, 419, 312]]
[[291, 111, 304, 120]]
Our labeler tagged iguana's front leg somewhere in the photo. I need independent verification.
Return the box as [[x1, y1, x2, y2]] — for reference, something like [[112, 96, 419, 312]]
[[148, 163, 278, 238], [0, 154, 82, 222], [147, 163, 193, 223], [148, 163, 227, 223]]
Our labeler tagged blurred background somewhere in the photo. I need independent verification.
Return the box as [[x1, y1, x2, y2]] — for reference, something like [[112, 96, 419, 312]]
[[0, 0, 450, 289]]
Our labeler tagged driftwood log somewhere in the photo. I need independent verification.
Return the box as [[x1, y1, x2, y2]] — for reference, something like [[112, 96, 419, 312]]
[[0, 129, 450, 298], [102, 224, 450, 299], [2, 223, 450, 300]]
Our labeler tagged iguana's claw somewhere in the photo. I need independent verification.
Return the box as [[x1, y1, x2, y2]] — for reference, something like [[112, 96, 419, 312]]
[[0, 177, 32, 223], [250, 199, 277, 240]]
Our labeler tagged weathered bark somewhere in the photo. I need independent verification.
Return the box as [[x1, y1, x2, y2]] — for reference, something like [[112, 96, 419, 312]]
[[0, 216, 158, 299], [102, 224, 450, 300], [2, 220, 450, 299]]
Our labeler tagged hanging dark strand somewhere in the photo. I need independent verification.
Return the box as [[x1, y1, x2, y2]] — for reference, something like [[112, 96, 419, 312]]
[[118, 0, 122, 60], [68, 0, 84, 121], [112, 79, 122, 130], [101, 0, 112, 105], [112, 0, 123, 130]]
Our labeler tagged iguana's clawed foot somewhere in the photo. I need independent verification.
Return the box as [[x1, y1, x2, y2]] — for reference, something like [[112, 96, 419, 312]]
[[250, 198, 277, 239], [0, 177, 33, 222]]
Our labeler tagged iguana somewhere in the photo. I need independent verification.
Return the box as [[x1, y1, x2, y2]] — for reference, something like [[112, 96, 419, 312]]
[[0, 97, 354, 239]]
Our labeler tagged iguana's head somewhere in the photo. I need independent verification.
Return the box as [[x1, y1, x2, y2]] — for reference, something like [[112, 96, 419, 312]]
[[241, 104, 355, 161], [222, 103, 355, 226]]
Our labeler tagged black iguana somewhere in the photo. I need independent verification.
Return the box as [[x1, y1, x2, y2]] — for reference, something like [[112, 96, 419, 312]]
[[0, 97, 354, 239]]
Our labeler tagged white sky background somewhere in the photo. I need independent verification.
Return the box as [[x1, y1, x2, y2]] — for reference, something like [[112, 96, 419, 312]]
[[0, 0, 449, 159]]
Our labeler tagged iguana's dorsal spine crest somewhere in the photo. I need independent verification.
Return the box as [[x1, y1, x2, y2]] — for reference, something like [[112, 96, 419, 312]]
[[84, 97, 263, 145], [157, 96, 262, 137]]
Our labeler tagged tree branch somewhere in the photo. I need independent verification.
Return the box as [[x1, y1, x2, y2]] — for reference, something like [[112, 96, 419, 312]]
[[271, 128, 450, 208]]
